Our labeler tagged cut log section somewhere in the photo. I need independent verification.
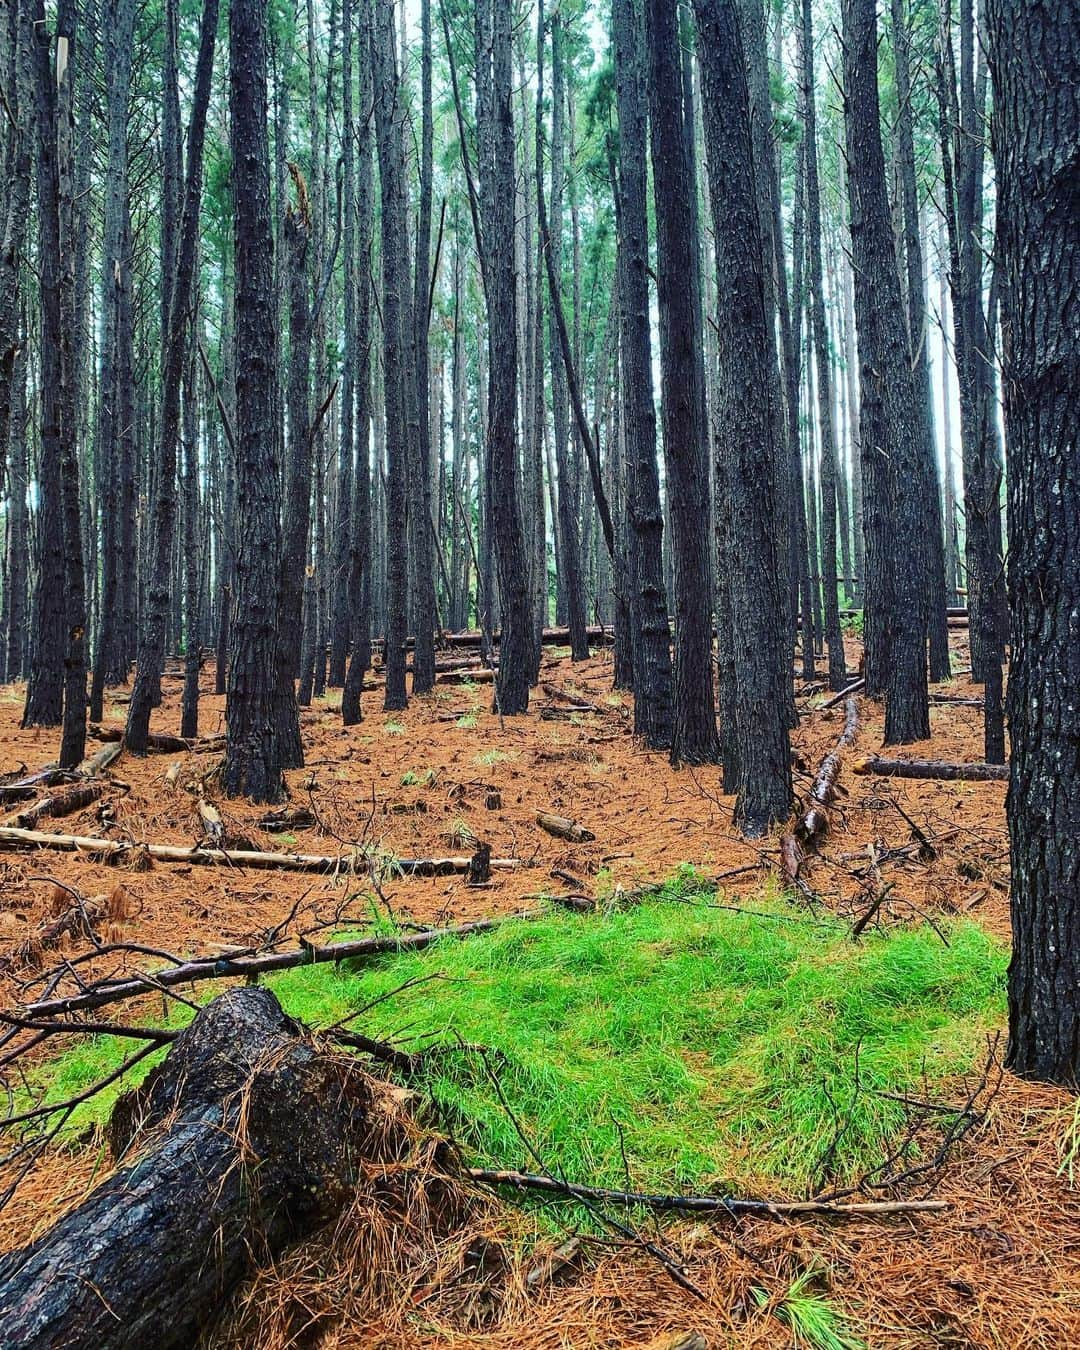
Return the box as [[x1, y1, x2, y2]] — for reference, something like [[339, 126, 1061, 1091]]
[[5, 782, 105, 828], [0, 988, 400, 1350], [196, 796, 225, 846], [537, 811, 596, 843], [0, 826, 520, 877], [852, 755, 1008, 782]]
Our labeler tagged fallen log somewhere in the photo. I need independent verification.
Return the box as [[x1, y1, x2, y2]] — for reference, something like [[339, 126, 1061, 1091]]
[[89, 726, 225, 755], [7, 781, 105, 829], [77, 740, 124, 777], [537, 811, 596, 843], [0, 988, 396, 1350], [853, 755, 1008, 782], [0, 826, 520, 877], [779, 696, 859, 891]]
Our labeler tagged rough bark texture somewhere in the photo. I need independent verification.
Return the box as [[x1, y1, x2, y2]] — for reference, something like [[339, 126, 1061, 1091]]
[[0, 989, 384, 1349], [222, 0, 291, 801], [841, 0, 930, 744], [477, 0, 531, 714], [644, 0, 718, 766], [987, 0, 1080, 1083], [695, 0, 793, 834], [613, 0, 673, 750], [125, 0, 219, 754]]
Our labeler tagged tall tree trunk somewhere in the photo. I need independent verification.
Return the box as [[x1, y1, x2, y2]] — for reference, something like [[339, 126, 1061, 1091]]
[[409, 0, 438, 692], [343, 0, 376, 727], [695, 0, 793, 834], [842, 0, 930, 744], [374, 0, 410, 712], [613, 0, 673, 748], [126, 0, 219, 752], [475, 0, 531, 713], [987, 0, 1080, 1084], [644, 0, 718, 766], [328, 0, 355, 688], [21, 0, 68, 732], [891, 0, 952, 685], [222, 0, 292, 802], [801, 0, 847, 691]]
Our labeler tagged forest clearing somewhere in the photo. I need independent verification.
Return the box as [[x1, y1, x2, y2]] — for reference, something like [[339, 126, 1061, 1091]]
[[1, 0, 1078, 1344]]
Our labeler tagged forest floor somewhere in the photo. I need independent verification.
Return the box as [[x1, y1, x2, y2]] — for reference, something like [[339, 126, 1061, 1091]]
[[1, 633, 1078, 1348]]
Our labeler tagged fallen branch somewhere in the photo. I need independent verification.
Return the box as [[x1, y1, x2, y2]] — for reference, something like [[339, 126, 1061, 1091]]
[[853, 756, 1008, 782], [0, 826, 520, 877], [780, 696, 859, 891], [20, 915, 512, 1019], [465, 1167, 947, 1219]]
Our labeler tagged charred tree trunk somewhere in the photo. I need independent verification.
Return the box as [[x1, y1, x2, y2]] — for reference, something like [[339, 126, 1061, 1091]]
[[801, 0, 847, 692], [987, 0, 1080, 1083], [891, 0, 951, 686], [126, 0, 219, 752], [374, 0, 410, 713], [0, 989, 390, 1349], [613, 0, 673, 751], [842, 0, 930, 744], [222, 0, 292, 801], [695, 0, 793, 834], [476, 0, 531, 714], [644, 0, 718, 766]]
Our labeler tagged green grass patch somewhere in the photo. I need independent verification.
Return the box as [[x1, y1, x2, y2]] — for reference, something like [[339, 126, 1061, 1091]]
[[30, 884, 1005, 1203]]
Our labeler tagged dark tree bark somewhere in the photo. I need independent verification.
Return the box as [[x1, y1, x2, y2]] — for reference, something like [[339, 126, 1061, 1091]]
[[126, 0, 219, 753], [409, 0, 438, 693], [544, 11, 588, 664], [613, 0, 673, 751], [644, 0, 718, 766], [890, 0, 951, 686], [328, 0, 355, 690], [374, 0, 410, 712], [842, 0, 930, 744], [222, 0, 293, 802], [801, 0, 847, 692], [21, 0, 68, 732], [0, 989, 389, 1350], [274, 165, 314, 758], [3, 330, 28, 684], [343, 0, 376, 727], [179, 343, 201, 739], [89, 0, 136, 723], [694, 0, 793, 834], [986, 0, 1080, 1083], [475, 0, 531, 714], [935, 0, 1005, 760], [0, 0, 31, 503]]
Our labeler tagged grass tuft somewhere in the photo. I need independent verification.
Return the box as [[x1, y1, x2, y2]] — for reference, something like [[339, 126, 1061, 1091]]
[[31, 882, 1006, 1203]]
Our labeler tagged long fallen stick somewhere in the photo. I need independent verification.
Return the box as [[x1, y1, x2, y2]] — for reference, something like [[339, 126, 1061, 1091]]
[[853, 756, 1008, 782], [465, 1168, 947, 1219], [780, 695, 860, 891], [22, 916, 513, 1019], [0, 826, 520, 877]]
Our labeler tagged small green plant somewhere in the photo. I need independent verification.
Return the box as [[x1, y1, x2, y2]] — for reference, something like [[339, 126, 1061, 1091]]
[[401, 771, 420, 786], [456, 712, 478, 729], [270, 832, 298, 846], [840, 611, 865, 638], [1058, 1098, 1080, 1188], [476, 748, 511, 766], [753, 1271, 866, 1350], [383, 720, 405, 735]]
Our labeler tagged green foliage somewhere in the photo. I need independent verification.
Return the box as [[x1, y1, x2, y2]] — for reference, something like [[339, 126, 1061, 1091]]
[[841, 610, 865, 637], [753, 1270, 867, 1350], [31, 885, 1005, 1220]]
